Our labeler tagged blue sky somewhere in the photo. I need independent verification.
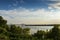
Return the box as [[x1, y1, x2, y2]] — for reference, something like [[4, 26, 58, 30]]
[[0, 0, 60, 24], [0, 0, 56, 10]]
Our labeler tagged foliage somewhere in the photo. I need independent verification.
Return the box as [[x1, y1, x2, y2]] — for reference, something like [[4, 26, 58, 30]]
[[0, 16, 7, 26], [0, 16, 60, 40]]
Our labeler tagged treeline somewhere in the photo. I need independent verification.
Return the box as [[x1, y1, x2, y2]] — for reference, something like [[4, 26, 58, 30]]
[[0, 16, 60, 40]]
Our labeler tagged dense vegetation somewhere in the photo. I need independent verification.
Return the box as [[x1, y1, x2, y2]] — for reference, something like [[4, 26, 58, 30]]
[[0, 16, 60, 40]]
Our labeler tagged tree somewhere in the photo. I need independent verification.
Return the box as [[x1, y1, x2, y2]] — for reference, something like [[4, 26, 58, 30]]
[[23, 28, 30, 35], [0, 16, 7, 26], [0, 34, 10, 40], [47, 25, 60, 40], [0, 27, 7, 35], [33, 30, 45, 40]]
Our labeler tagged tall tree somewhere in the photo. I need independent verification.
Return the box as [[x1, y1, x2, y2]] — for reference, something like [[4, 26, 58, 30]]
[[0, 16, 7, 26], [47, 25, 60, 40]]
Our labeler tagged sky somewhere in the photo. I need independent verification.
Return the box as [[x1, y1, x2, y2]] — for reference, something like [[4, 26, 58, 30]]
[[0, 0, 60, 24]]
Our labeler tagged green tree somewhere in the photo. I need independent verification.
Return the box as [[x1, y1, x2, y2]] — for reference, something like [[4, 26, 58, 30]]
[[0, 16, 7, 26], [23, 28, 30, 35], [47, 25, 60, 40], [0, 34, 10, 40], [33, 30, 45, 40]]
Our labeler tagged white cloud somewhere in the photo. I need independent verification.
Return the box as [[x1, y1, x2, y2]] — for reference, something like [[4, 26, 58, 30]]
[[0, 7, 60, 24], [48, 0, 60, 10], [50, 0, 60, 1], [50, 3, 60, 9]]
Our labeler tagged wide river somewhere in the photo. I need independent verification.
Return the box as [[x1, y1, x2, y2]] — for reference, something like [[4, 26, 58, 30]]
[[21, 26, 53, 34]]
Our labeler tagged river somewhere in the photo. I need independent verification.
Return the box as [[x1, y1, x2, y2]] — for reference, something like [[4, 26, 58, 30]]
[[21, 26, 53, 34]]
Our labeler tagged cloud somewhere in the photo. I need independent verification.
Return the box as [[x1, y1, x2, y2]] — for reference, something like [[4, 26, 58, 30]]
[[0, 7, 60, 24], [50, 0, 60, 1], [49, 2, 60, 9], [48, 0, 60, 10]]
